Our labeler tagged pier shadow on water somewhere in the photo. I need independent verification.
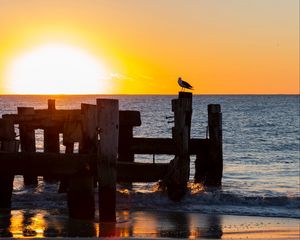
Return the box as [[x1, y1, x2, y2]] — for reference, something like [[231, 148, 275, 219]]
[[0, 209, 223, 238]]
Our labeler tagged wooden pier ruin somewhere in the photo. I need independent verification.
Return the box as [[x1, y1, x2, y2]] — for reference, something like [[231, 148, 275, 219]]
[[0, 92, 222, 222]]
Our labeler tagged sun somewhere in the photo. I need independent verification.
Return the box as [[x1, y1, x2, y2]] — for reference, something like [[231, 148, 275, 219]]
[[5, 43, 110, 94]]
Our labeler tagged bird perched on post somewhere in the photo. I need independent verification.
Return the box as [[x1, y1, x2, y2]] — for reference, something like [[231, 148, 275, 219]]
[[178, 77, 193, 91]]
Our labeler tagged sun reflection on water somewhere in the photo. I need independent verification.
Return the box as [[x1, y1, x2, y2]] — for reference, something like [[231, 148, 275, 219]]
[[1, 210, 298, 239], [9, 210, 46, 238]]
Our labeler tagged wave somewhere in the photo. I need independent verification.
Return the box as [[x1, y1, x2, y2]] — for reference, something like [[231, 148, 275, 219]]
[[11, 180, 300, 219], [116, 184, 300, 219]]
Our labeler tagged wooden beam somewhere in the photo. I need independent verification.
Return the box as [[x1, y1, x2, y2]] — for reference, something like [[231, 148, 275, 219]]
[[0, 152, 94, 175], [117, 162, 168, 182], [118, 125, 134, 163], [119, 111, 141, 126], [131, 138, 175, 154], [131, 138, 210, 155], [2, 110, 140, 127], [0, 152, 169, 182]]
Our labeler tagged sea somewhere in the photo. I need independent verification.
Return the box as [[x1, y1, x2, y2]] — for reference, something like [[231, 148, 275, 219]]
[[0, 94, 299, 238]]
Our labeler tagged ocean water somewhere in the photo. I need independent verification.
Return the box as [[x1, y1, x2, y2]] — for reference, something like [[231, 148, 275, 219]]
[[0, 94, 299, 237]]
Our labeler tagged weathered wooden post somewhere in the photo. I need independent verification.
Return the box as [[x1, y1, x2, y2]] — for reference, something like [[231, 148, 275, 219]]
[[97, 99, 119, 222], [207, 104, 223, 186], [118, 124, 133, 162], [194, 146, 210, 184], [44, 99, 60, 181], [80, 104, 97, 154], [0, 119, 17, 209], [164, 92, 192, 201], [65, 104, 95, 219], [178, 92, 193, 138], [44, 99, 60, 153], [194, 104, 223, 186], [58, 111, 79, 193], [47, 99, 56, 111], [17, 107, 38, 185], [118, 111, 141, 163], [195, 104, 223, 187]]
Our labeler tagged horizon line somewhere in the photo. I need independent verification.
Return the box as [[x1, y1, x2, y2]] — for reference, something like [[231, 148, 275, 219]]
[[0, 93, 299, 96]]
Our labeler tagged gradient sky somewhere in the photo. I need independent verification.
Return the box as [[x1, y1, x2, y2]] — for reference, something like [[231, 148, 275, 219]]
[[0, 0, 299, 94]]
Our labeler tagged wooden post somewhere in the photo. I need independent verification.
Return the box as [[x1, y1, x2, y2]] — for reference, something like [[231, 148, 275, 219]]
[[194, 147, 210, 184], [80, 104, 97, 154], [58, 110, 81, 193], [207, 104, 223, 187], [164, 92, 192, 201], [0, 119, 17, 209], [80, 103, 97, 192], [118, 125, 134, 163], [194, 104, 223, 186], [47, 99, 56, 111], [97, 99, 119, 222], [66, 104, 95, 219], [17, 107, 38, 185], [118, 111, 141, 164], [44, 99, 59, 153], [44, 128, 60, 153], [44, 99, 60, 181], [178, 92, 193, 138]]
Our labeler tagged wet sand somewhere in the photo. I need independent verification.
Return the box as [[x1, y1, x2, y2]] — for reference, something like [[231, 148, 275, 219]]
[[1, 210, 299, 239]]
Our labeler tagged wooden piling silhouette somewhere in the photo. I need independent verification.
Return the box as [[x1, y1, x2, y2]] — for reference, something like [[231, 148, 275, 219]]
[[44, 99, 60, 153], [44, 99, 60, 181], [17, 107, 38, 185], [118, 111, 141, 163], [66, 104, 95, 219], [0, 92, 224, 219], [0, 119, 17, 209], [207, 104, 223, 186], [194, 104, 223, 187], [164, 92, 192, 201], [97, 99, 119, 222]]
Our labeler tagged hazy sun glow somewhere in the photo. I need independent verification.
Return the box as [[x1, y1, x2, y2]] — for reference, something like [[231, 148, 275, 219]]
[[5, 43, 110, 94]]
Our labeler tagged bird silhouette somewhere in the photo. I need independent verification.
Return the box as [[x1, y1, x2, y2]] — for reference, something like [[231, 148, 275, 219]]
[[178, 77, 193, 91]]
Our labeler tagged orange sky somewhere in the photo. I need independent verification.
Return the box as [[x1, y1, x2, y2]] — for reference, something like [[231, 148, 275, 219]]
[[0, 0, 299, 94]]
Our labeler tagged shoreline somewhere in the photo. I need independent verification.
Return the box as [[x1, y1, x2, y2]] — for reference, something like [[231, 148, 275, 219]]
[[1, 210, 299, 239]]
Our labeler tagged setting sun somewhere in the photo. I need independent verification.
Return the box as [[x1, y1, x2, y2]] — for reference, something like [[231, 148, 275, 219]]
[[5, 43, 110, 94]]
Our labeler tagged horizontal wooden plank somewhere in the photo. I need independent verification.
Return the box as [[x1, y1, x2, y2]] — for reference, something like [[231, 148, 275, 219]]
[[131, 138, 176, 154], [3, 110, 80, 122], [0, 152, 94, 175], [2, 112, 77, 129], [117, 162, 168, 182], [0, 152, 168, 182], [130, 138, 210, 155], [119, 111, 141, 126], [189, 138, 211, 154], [2, 110, 141, 128]]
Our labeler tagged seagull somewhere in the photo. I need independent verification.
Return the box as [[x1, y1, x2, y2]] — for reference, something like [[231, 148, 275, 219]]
[[178, 77, 193, 91]]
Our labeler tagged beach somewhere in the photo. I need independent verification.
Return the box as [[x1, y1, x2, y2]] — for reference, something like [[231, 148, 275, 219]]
[[1, 209, 299, 239]]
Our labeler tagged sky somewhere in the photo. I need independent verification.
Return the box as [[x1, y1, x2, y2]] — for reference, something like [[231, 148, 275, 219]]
[[0, 0, 299, 94]]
